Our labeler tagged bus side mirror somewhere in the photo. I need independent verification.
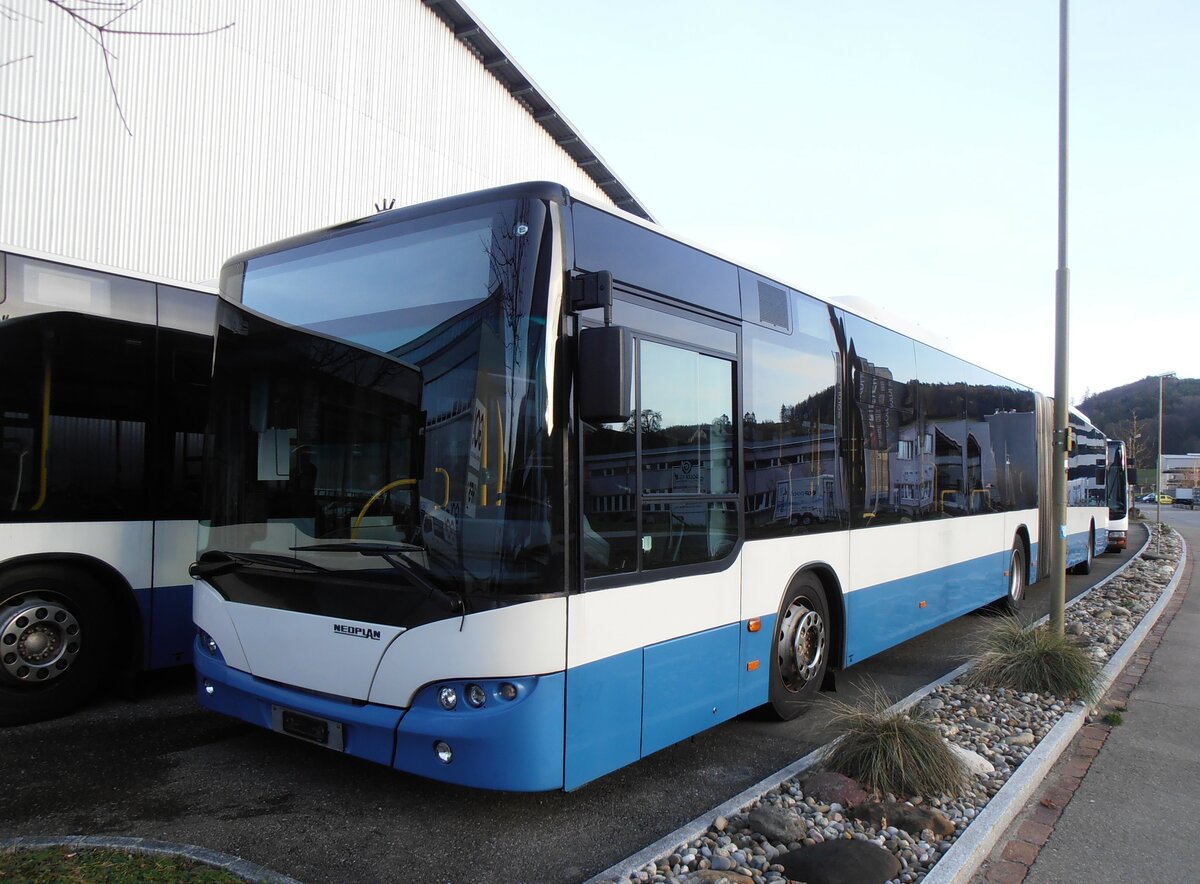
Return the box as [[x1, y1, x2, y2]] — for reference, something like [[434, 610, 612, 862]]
[[578, 325, 632, 424]]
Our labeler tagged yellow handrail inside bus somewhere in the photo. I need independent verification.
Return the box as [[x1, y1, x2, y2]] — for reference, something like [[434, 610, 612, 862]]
[[480, 405, 488, 506], [31, 361, 51, 511], [494, 400, 504, 505], [435, 467, 450, 507], [351, 478, 418, 538]]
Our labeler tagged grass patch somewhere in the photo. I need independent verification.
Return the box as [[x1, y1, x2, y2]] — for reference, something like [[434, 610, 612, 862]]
[[0, 846, 243, 883], [819, 685, 968, 798], [1102, 711, 1124, 726], [967, 617, 1099, 702]]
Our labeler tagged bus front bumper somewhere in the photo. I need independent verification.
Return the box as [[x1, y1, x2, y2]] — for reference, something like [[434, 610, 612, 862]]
[[193, 638, 566, 791]]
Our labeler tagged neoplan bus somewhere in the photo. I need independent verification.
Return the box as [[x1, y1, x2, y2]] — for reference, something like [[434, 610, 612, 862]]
[[0, 246, 216, 725], [191, 182, 1108, 790]]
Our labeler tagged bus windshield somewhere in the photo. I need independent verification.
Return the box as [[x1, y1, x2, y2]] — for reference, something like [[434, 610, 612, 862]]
[[200, 198, 559, 615], [1106, 442, 1128, 520]]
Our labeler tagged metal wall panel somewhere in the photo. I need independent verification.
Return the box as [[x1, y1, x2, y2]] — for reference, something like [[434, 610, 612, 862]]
[[0, 0, 618, 283]]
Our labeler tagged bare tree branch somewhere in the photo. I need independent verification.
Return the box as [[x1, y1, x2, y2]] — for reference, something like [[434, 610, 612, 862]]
[[1, 108, 78, 123], [0, 53, 77, 121], [0, 3, 42, 23], [105, 23, 234, 37], [3, 0, 234, 134]]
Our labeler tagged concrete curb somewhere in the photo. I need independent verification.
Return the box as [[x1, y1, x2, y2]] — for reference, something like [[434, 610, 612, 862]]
[[587, 524, 1172, 884], [0, 834, 303, 883]]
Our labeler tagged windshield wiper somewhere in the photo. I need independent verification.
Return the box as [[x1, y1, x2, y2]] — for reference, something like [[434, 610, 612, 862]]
[[189, 549, 329, 580], [290, 542, 463, 614]]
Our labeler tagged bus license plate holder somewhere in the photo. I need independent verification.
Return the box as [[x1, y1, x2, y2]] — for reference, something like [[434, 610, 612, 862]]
[[270, 705, 344, 752]]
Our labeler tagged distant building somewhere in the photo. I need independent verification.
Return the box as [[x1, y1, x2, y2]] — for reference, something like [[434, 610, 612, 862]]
[[1162, 453, 1200, 490], [1, 0, 649, 283]]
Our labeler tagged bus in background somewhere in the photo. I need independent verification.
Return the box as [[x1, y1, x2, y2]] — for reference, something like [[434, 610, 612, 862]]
[[0, 246, 216, 725], [1105, 438, 1130, 550], [191, 182, 1108, 791]]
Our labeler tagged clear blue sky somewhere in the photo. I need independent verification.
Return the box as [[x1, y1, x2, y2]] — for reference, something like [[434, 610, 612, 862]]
[[467, 0, 1198, 403]]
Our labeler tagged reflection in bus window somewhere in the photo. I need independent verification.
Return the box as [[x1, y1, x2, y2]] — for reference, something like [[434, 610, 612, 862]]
[[582, 336, 737, 577], [742, 296, 843, 540]]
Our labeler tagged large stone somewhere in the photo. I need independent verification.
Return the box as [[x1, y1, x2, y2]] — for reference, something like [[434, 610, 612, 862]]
[[747, 804, 807, 844], [798, 771, 869, 808], [777, 840, 901, 884], [849, 801, 955, 837], [946, 741, 995, 776], [678, 871, 756, 884]]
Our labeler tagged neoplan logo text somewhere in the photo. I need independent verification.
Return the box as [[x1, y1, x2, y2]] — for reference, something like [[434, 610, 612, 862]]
[[333, 624, 381, 640]]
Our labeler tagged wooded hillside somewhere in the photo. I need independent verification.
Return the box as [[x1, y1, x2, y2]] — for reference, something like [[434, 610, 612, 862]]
[[1079, 376, 1200, 471]]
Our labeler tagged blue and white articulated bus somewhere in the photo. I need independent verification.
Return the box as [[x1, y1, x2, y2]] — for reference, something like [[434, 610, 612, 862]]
[[191, 182, 1108, 790], [0, 245, 216, 725]]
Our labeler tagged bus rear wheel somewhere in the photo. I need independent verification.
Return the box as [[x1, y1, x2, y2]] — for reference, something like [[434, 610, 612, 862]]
[[0, 565, 115, 726], [768, 573, 829, 721], [994, 540, 1027, 615]]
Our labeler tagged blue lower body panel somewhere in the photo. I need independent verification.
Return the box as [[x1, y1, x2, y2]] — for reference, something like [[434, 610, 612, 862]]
[[642, 624, 739, 756], [564, 649, 643, 790], [564, 620, 766, 791], [1065, 527, 1108, 567], [132, 584, 194, 672], [149, 583, 194, 669], [844, 550, 1008, 665], [738, 613, 774, 712]]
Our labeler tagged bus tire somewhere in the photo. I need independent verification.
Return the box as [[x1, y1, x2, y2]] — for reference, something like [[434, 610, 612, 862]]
[[768, 572, 830, 721], [994, 540, 1027, 615], [1071, 527, 1095, 576], [0, 565, 116, 726]]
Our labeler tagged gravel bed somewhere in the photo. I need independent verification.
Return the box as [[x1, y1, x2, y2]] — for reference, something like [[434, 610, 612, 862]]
[[619, 525, 1184, 884]]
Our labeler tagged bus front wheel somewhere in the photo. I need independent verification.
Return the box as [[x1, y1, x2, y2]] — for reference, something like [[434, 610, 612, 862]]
[[768, 573, 829, 720], [0, 565, 115, 726]]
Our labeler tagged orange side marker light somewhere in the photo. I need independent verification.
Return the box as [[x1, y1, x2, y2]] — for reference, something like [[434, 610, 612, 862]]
[[747, 618, 762, 633], [747, 660, 760, 672]]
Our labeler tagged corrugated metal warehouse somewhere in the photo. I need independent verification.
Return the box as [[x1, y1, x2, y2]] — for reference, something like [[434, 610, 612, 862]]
[[0, 0, 650, 282]]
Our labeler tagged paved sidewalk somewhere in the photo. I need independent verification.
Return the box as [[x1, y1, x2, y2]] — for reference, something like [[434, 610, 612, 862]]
[[973, 515, 1199, 884]]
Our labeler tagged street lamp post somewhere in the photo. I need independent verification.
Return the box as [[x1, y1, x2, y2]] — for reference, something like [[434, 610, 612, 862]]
[[1049, 0, 1070, 636], [1156, 371, 1176, 551]]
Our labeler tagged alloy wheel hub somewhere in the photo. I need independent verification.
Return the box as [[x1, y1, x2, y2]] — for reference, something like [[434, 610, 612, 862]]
[[778, 601, 827, 691], [0, 595, 81, 683]]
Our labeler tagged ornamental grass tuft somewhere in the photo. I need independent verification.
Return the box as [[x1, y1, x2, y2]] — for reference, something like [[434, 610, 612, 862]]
[[966, 616, 1099, 702], [819, 684, 968, 799]]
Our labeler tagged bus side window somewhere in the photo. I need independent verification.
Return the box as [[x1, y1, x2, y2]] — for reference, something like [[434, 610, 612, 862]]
[[581, 335, 739, 579], [637, 340, 736, 570]]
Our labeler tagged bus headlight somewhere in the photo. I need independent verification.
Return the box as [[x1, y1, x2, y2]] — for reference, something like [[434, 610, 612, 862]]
[[434, 740, 453, 764], [197, 630, 220, 657], [498, 682, 518, 701], [465, 683, 486, 708], [437, 686, 457, 710]]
